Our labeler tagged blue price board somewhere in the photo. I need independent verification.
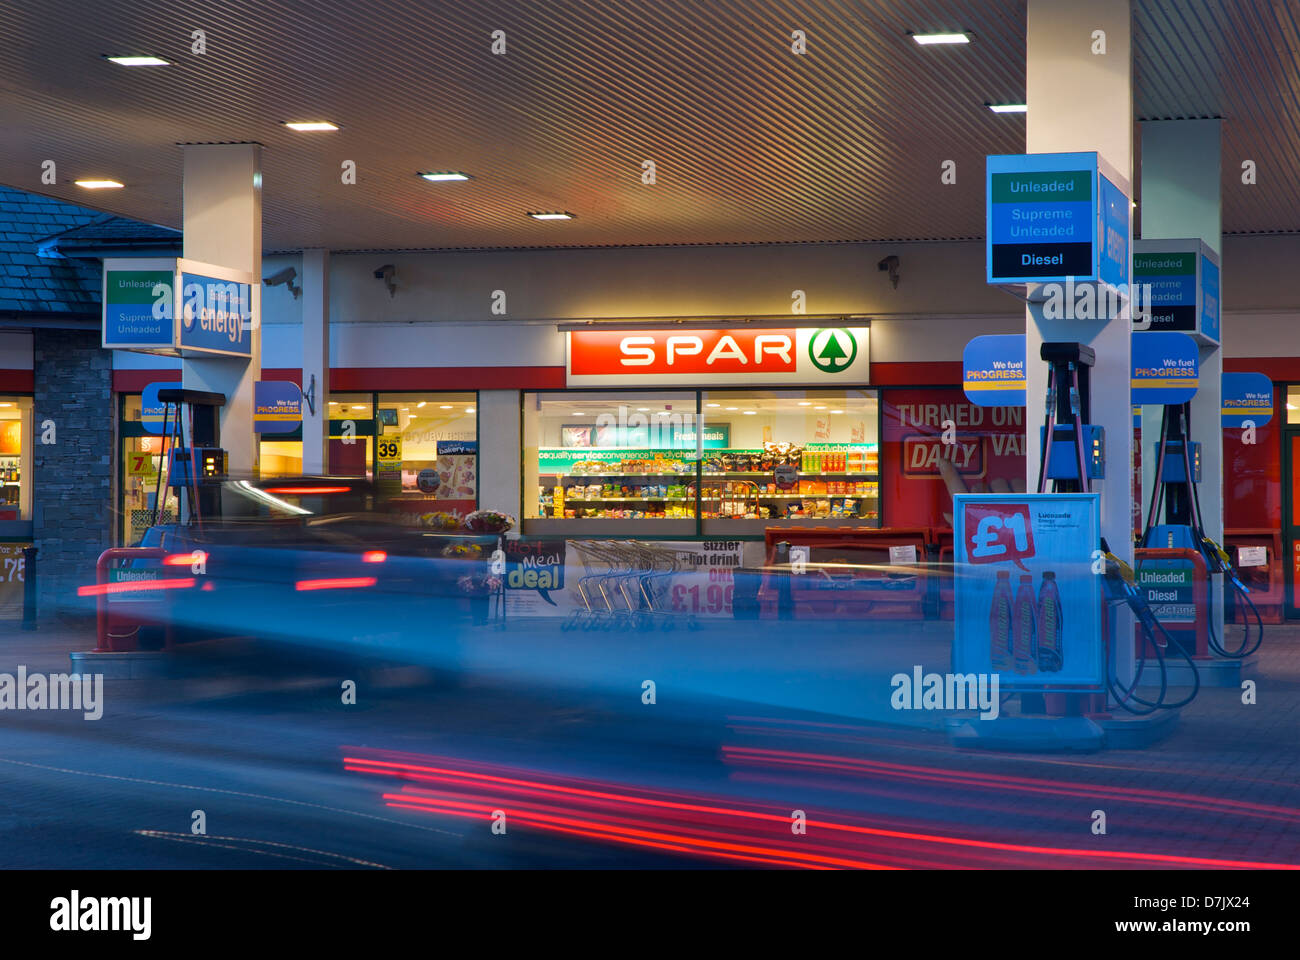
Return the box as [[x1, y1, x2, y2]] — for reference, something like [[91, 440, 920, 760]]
[[178, 272, 253, 357], [963, 334, 1027, 407], [1201, 255, 1220, 344], [987, 153, 1097, 284], [1131, 331, 1199, 405], [1098, 174, 1129, 290], [254, 380, 303, 433], [436, 440, 478, 455], [953, 493, 1104, 691], [1221, 372, 1273, 429]]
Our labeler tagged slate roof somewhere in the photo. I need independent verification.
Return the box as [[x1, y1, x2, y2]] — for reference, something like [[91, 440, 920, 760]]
[[0, 186, 106, 317]]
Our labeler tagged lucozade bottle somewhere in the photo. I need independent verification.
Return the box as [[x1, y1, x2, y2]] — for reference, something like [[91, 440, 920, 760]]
[[989, 570, 1013, 671], [1036, 571, 1063, 672], [1012, 574, 1038, 674]]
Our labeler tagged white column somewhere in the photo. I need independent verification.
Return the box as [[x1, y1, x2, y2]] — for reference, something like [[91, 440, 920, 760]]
[[1025, 0, 1135, 683], [477, 390, 521, 517], [301, 249, 330, 475], [1140, 119, 1223, 640], [181, 143, 262, 474]]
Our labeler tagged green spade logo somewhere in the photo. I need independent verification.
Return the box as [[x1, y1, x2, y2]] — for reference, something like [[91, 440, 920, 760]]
[[808, 328, 857, 373]]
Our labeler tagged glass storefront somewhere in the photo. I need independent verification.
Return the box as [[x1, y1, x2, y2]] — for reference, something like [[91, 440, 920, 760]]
[[374, 392, 478, 525], [120, 394, 181, 545], [524, 388, 880, 534]]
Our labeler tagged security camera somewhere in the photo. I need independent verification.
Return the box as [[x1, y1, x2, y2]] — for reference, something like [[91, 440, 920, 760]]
[[262, 266, 301, 299], [877, 254, 900, 289], [373, 264, 397, 298]]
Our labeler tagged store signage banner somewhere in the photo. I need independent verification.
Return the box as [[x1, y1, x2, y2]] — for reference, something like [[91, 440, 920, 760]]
[[503, 539, 567, 597], [178, 271, 253, 357], [504, 539, 744, 618], [962, 334, 1027, 407], [101, 257, 256, 357], [953, 493, 1103, 691], [565, 327, 869, 387], [1221, 372, 1273, 429], [253, 380, 302, 433], [437, 440, 478, 455], [987, 152, 1130, 290], [1131, 331, 1199, 404]]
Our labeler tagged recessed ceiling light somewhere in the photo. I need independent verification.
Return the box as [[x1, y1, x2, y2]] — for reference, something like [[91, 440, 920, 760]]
[[284, 121, 339, 131], [814, 406, 827, 410], [571, 412, 584, 416], [74, 179, 124, 189], [725, 407, 738, 411], [636, 407, 650, 412], [798, 401, 813, 406], [911, 32, 970, 45], [416, 401, 427, 408], [742, 411, 757, 416], [104, 54, 170, 66], [528, 212, 574, 220], [705, 403, 721, 408], [465, 407, 475, 413], [988, 103, 1027, 114], [419, 172, 471, 182], [439, 405, 452, 409], [831, 410, 844, 414]]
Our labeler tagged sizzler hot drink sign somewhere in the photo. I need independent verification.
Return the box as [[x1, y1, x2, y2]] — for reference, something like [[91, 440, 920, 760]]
[[566, 327, 870, 386]]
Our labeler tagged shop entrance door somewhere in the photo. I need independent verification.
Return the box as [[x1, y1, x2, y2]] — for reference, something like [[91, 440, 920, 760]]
[[1283, 432, 1300, 618]]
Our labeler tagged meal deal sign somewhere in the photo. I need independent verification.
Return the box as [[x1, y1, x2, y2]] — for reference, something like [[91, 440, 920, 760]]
[[102, 257, 256, 358], [953, 493, 1103, 692], [566, 327, 869, 386], [986, 152, 1129, 291]]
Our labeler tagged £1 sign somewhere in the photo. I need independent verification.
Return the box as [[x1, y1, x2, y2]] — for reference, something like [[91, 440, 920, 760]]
[[964, 502, 1036, 570]]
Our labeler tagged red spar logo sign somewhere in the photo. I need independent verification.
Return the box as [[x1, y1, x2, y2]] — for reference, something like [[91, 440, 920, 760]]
[[964, 502, 1036, 571]]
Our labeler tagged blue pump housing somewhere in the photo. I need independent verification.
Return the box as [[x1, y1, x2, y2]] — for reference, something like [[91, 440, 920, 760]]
[[1039, 424, 1106, 481]]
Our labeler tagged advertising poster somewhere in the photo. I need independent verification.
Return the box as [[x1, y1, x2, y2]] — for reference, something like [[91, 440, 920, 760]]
[[1221, 372, 1272, 429], [504, 539, 744, 618], [253, 380, 303, 433], [1131, 330, 1199, 405], [0, 542, 28, 620], [881, 388, 1027, 529], [953, 493, 1103, 691], [963, 334, 1027, 407]]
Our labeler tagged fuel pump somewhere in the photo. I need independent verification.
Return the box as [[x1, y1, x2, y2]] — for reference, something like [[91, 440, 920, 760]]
[[1031, 343, 1198, 713], [151, 389, 228, 530], [1142, 401, 1262, 659]]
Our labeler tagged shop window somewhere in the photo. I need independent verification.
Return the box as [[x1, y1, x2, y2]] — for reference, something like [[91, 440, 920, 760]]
[[700, 390, 879, 524], [375, 392, 478, 525], [259, 439, 303, 478], [524, 391, 699, 524], [120, 394, 181, 545], [0, 398, 31, 522], [328, 394, 374, 479], [1287, 385, 1300, 425]]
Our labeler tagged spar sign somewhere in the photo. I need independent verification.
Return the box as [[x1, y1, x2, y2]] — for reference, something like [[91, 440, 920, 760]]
[[566, 327, 869, 386]]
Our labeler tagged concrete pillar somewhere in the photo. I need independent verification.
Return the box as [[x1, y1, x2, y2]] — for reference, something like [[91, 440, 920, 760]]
[[181, 144, 262, 475], [1140, 118, 1223, 639], [301, 249, 330, 475], [477, 390, 520, 517], [1025, 0, 1135, 682]]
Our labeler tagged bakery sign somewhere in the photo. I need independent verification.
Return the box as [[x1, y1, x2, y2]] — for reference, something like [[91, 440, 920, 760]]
[[566, 326, 870, 387]]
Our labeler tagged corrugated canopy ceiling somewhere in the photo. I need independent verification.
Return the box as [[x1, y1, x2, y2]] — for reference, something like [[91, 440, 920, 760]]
[[0, 0, 1296, 251]]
